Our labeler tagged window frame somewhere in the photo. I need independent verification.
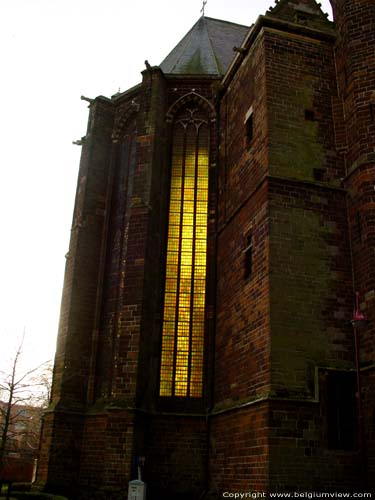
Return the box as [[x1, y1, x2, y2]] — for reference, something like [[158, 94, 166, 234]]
[[158, 104, 212, 404]]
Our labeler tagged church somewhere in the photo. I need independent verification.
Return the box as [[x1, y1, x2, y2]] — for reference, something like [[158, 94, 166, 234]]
[[37, 0, 375, 497]]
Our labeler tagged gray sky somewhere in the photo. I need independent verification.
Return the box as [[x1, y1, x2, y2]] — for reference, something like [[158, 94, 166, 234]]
[[0, 0, 333, 372]]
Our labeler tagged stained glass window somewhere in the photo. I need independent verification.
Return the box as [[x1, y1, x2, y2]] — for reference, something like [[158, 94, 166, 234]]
[[159, 107, 209, 398]]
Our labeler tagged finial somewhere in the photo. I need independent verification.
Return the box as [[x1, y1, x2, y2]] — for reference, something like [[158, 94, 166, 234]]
[[200, 0, 207, 16]]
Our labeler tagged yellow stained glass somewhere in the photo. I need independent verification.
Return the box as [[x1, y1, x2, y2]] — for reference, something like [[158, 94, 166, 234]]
[[193, 309, 205, 323], [163, 306, 176, 322], [167, 238, 179, 253], [185, 177, 195, 189], [183, 213, 194, 226], [171, 176, 182, 188], [168, 225, 180, 239], [184, 188, 195, 201], [172, 163, 182, 177], [166, 263, 178, 277], [181, 226, 193, 239], [197, 177, 208, 190], [181, 239, 193, 253], [164, 293, 176, 307], [160, 116, 209, 398], [179, 278, 191, 295], [184, 201, 195, 213], [195, 269, 206, 281], [169, 200, 181, 213], [180, 265, 192, 278], [193, 293, 205, 306], [170, 190, 182, 201], [195, 240, 206, 253], [166, 252, 179, 266], [163, 322, 175, 334], [195, 255, 206, 267], [196, 202, 207, 214], [178, 308, 190, 323], [195, 226, 207, 239], [197, 190, 208, 202]]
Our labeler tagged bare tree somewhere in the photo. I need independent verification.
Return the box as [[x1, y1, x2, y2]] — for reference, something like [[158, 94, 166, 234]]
[[0, 335, 52, 471]]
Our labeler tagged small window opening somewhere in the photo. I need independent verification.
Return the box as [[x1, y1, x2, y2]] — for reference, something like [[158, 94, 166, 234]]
[[356, 211, 363, 242], [313, 168, 325, 182], [305, 109, 315, 121], [245, 107, 254, 145], [327, 370, 357, 450], [344, 66, 348, 87], [295, 13, 308, 24], [243, 234, 253, 279]]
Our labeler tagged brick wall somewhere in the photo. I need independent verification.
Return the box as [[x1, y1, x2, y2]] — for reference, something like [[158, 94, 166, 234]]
[[51, 98, 115, 408], [269, 179, 353, 396], [332, 0, 375, 486], [39, 2, 375, 496], [38, 411, 84, 496], [37, 97, 114, 493], [95, 92, 139, 400], [136, 77, 219, 410], [216, 182, 270, 404], [210, 403, 269, 494], [216, 22, 270, 404], [213, 26, 271, 497], [78, 413, 107, 490], [214, 7, 368, 494], [77, 410, 135, 499], [263, 12, 361, 490], [331, 0, 375, 166], [362, 369, 375, 491], [269, 398, 360, 492], [265, 27, 338, 183], [218, 31, 268, 226], [143, 415, 207, 500]]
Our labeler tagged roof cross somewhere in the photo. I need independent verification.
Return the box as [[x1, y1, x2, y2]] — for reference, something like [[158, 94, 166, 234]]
[[200, 0, 207, 16]]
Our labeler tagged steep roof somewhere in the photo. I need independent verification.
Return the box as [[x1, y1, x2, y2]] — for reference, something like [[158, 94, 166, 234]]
[[160, 16, 249, 76]]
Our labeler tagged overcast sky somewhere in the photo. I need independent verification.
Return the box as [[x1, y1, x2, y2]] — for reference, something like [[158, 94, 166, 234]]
[[0, 0, 333, 374]]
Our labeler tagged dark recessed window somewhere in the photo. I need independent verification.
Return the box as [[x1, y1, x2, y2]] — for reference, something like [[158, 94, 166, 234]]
[[295, 13, 308, 24], [243, 234, 253, 279], [245, 107, 254, 145], [313, 168, 325, 181], [327, 370, 357, 450], [305, 109, 315, 121]]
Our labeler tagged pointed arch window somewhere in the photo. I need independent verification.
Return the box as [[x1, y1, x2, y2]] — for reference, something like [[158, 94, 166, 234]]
[[159, 107, 210, 398]]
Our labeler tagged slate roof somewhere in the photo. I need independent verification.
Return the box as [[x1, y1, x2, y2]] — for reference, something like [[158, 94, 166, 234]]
[[160, 16, 249, 76]]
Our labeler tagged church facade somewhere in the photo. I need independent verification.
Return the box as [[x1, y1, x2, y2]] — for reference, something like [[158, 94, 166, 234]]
[[37, 0, 375, 497]]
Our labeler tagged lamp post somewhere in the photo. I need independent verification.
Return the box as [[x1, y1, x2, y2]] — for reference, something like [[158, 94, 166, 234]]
[[350, 291, 371, 490]]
